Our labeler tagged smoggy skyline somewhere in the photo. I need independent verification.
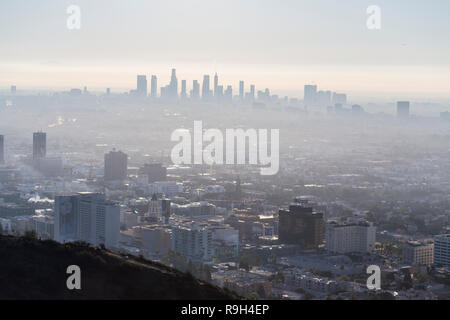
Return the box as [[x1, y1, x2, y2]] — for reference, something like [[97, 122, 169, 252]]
[[1, 0, 449, 99]]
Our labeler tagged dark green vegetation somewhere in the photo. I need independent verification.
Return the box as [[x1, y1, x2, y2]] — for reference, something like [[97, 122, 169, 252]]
[[0, 235, 239, 300]]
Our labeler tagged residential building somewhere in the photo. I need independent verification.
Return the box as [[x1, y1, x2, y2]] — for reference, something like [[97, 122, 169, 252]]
[[54, 193, 120, 248], [326, 220, 376, 254]]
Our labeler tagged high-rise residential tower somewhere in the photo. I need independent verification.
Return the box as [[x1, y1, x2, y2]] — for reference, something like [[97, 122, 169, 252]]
[[33, 131, 46, 160], [326, 220, 376, 254]]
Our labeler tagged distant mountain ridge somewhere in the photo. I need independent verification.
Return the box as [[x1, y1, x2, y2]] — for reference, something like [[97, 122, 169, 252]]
[[0, 235, 239, 300]]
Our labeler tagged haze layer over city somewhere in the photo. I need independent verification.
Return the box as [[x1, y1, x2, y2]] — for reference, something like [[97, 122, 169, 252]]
[[0, 0, 450, 301]]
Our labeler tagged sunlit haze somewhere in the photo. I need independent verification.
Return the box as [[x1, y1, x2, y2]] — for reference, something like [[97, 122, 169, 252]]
[[1, 0, 449, 100]]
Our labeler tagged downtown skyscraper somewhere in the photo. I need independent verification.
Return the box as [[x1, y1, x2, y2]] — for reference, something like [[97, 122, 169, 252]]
[[214, 73, 219, 98], [202, 75, 211, 100], [181, 80, 187, 99], [54, 193, 120, 249], [304, 84, 317, 106], [33, 131, 46, 160], [137, 75, 148, 96], [151, 75, 158, 98]]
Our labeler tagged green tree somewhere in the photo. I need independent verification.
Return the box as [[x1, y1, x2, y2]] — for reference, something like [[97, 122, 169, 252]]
[[24, 230, 37, 239], [304, 291, 314, 300], [248, 292, 259, 300]]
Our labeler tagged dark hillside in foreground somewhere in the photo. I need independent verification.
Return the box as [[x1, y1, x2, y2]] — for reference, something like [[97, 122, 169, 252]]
[[0, 235, 239, 300]]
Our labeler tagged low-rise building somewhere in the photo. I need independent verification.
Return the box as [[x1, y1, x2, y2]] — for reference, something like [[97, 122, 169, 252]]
[[325, 220, 376, 254]]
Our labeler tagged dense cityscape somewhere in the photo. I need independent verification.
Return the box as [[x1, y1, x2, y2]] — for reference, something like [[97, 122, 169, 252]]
[[1, 69, 449, 300], [1, 1, 450, 308]]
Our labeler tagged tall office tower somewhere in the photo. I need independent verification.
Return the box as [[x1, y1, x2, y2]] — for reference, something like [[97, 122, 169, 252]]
[[0, 135, 4, 164], [54, 193, 120, 248], [402, 241, 434, 266], [397, 101, 410, 118], [106, 88, 111, 95], [33, 131, 46, 160], [11, 85, 16, 94], [137, 75, 148, 96], [318, 90, 332, 107], [250, 85, 255, 101], [434, 234, 450, 268], [304, 85, 317, 106], [160, 86, 167, 99], [169, 68, 178, 98], [180, 80, 187, 99], [225, 85, 233, 103], [214, 73, 219, 97], [239, 81, 244, 100], [264, 88, 270, 101], [191, 80, 200, 99], [326, 220, 376, 254], [104, 149, 128, 181], [352, 104, 364, 115], [278, 198, 324, 249], [202, 75, 211, 100], [171, 223, 213, 261], [171, 222, 239, 262], [161, 198, 171, 225], [151, 75, 158, 98]]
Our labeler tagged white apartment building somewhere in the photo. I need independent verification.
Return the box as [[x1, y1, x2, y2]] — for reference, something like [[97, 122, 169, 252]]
[[147, 181, 183, 197], [402, 241, 434, 266], [434, 234, 450, 268], [325, 220, 376, 254], [54, 193, 120, 249]]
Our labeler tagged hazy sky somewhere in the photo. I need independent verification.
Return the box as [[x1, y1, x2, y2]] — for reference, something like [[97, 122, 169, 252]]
[[1, 0, 449, 99]]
